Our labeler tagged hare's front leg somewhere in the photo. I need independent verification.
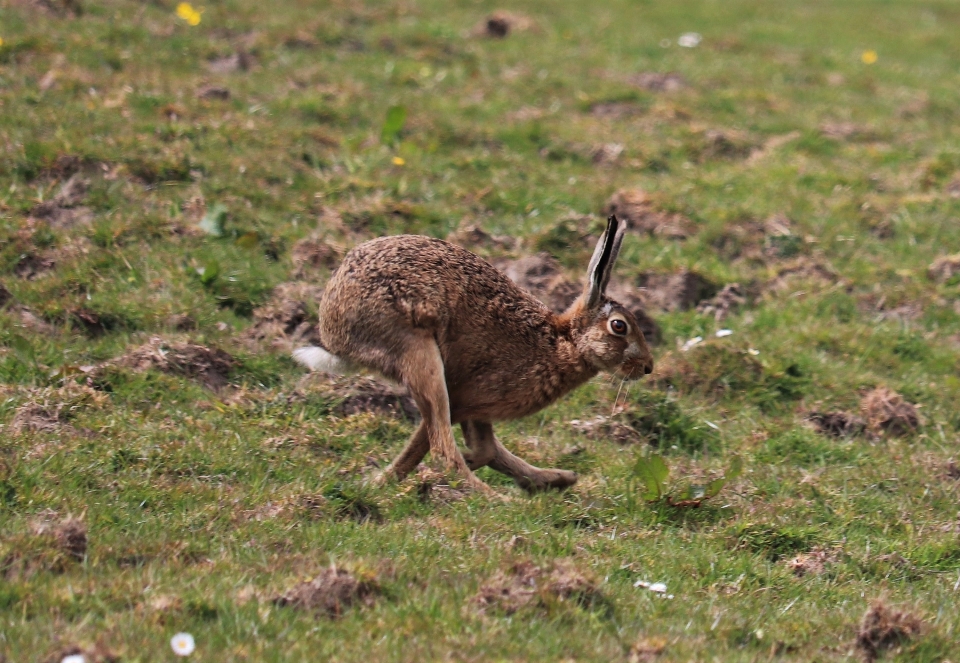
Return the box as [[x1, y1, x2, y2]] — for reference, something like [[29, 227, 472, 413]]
[[461, 421, 578, 492], [400, 335, 496, 496]]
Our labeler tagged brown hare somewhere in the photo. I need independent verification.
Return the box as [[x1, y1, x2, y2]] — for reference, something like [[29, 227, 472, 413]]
[[294, 215, 653, 495]]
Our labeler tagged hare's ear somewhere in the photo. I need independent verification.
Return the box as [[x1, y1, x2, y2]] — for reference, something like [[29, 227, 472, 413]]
[[584, 215, 626, 309]]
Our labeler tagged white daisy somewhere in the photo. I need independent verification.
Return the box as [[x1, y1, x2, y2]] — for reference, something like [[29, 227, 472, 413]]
[[171, 632, 196, 656], [677, 32, 702, 48], [61, 655, 86, 663]]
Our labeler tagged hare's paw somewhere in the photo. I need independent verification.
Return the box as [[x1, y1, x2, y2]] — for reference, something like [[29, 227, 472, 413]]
[[514, 468, 578, 492]]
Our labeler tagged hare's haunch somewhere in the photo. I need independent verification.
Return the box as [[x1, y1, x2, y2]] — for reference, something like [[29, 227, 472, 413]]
[[294, 215, 653, 495]]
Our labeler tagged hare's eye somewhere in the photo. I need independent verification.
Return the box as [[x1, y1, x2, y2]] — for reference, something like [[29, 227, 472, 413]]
[[608, 318, 628, 336]]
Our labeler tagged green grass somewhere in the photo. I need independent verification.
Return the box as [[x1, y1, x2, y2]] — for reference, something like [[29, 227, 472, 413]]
[[3, 0, 960, 660]]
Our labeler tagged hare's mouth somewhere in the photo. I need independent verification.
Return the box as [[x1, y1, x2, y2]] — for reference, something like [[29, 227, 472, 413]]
[[618, 358, 653, 380]]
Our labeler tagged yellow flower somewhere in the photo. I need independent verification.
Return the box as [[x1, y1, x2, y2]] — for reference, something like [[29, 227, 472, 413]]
[[176, 3, 202, 26], [861, 50, 878, 64], [392, 156, 405, 166], [0, 38, 4, 48]]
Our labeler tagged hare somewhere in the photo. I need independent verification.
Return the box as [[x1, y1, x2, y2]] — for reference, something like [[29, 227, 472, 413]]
[[294, 215, 653, 495]]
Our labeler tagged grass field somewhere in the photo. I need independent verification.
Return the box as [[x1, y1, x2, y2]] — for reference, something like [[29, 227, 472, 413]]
[[2, 0, 960, 660]]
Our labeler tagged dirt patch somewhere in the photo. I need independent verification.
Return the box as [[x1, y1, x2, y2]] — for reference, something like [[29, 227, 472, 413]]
[[946, 173, 960, 199], [3, 513, 89, 581], [569, 415, 641, 444], [859, 388, 920, 436], [196, 85, 230, 100], [855, 601, 923, 663], [415, 467, 467, 503], [698, 129, 754, 161], [637, 271, 719, 312], [475, 559, 602, 614], [746, 131, 802, 165], [274, 565, 379, 617], [206, 50, 254, 75], [820, 122, 873, 141], [474, 10, 536, 38], [291, 236, 343, 276], [603, 188, 694, 239], [496, 253, 582, 312], [946, 460, 960, 481], [245, 282, 324, 351], [696, 283, 746, 321], [786, 547, 838, 577], [927, 253, 960, 283], [10, 383, 107, 434], [14, 253, 56, 280], [32, 515, 87, 561], [589, 102, 645, 119], [325, 376, 419, 420], [29, 174, 92, 229], [628, 72, 686, 92], [166, 313, 196, 331], [591, 143, 625, 165], [629, 637, 668, 662], [120, 337, 237, 390], [805, 411, 866, 438], [447, 224, 517, 253], [8, 305, 56, 334], [300, 375, 419, 421], [16, 0, 82, 18], [765, 258, 840, 293]]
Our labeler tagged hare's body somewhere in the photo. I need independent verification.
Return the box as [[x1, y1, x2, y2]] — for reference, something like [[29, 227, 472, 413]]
[[297, 216, 653, 494], [319, 236, 595, 423]]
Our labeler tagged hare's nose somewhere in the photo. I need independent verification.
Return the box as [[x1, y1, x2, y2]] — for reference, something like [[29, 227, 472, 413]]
[[644, 363, 653, 375]]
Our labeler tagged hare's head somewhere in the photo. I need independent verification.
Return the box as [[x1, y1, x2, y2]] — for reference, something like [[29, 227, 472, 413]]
[[566, 215, 653, 380]]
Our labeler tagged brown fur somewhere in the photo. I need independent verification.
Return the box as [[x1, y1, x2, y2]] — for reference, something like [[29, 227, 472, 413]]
[[315, 215, 652, 494]]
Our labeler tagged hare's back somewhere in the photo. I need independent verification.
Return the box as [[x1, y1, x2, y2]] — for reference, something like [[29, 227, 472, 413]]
[[322, 235, 545, 330]]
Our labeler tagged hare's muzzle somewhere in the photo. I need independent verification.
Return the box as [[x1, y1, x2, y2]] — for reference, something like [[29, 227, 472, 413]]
[[619, 350, 654, 380]]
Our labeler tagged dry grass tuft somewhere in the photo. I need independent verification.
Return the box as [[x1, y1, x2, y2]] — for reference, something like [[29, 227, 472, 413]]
[[475, 559, 601, 614], [805, 411, 866, 438], [10, 383, 107, 434], [476, 10, 537, 38], [786, 547, 838, 577], [628, 636, 668, 662], [245, 282, 324, 351], [274, 565, 379, 617], [927, 253, 960, 283], [859, 388, 920, 436], [855, 600, 923, 662], [603, 188, 693, 239], [120, 337, 237, 390]]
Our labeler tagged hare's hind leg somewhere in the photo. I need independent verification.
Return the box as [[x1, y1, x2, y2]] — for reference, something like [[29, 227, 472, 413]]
[[400, 336, 495, 496], [461, 421, 497, 470], [375, 420, 429, 484], [463, 421, 577, 491]]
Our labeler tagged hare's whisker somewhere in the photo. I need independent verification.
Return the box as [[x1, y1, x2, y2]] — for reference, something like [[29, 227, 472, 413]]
[[612, 376, 626, 416]]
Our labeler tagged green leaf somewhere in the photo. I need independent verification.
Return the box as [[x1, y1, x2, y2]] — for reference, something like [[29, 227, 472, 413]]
[[634, 453, 669, 502], [198, 203, 227, 237], [235, 231, 260, 250], [7, 334, 35, 365], [197, 260, 220, 286], [703, 477, 727, 499], [381, 105, 407, 145], [726, 455, 743, 481]]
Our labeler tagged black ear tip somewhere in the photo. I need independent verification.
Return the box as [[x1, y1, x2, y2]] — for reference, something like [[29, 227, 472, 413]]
[[607, 214, 619, 231]]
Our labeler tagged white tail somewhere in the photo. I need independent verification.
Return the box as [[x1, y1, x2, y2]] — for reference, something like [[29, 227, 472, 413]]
[[292, 346, 355, 375]]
